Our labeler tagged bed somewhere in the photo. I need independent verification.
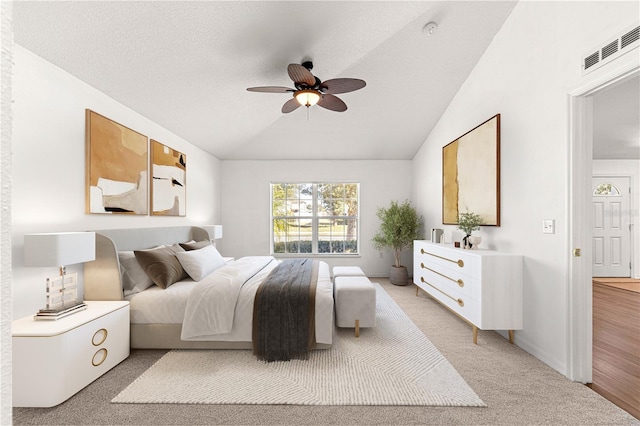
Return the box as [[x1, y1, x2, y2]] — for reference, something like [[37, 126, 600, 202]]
[[84, 226, 334, 351]]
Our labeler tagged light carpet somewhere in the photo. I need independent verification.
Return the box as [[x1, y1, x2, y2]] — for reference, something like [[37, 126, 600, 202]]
[[112, 283, 485, 406]]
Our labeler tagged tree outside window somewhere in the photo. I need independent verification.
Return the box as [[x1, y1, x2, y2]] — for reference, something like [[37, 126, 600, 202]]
[[271, 183, 359, 255]]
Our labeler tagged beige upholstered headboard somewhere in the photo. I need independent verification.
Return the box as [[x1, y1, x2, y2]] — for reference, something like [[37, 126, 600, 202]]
[[84, 226, 210, 301]]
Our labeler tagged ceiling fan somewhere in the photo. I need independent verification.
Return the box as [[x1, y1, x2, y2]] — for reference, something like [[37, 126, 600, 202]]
[[247, 61, 366, 113]]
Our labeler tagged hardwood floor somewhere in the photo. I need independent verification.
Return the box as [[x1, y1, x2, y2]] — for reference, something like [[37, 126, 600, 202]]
[[592, 278, 640, 420]]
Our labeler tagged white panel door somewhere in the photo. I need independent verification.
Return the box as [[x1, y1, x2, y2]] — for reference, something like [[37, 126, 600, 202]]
[[592, 176, 631, 277]]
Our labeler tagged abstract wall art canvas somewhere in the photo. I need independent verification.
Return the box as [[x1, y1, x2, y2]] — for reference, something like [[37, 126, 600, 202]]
[[442, 114, 500, 226], [85, 110, 148, 214], [151, 140, 186, 216]]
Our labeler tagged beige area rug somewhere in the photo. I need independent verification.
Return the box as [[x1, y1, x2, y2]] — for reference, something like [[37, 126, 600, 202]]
[[112, 283, 485, 406]]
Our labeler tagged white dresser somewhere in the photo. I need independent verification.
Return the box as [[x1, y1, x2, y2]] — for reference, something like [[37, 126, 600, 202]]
[[413, 241, 523, 344], [12, 301, 130, 407]]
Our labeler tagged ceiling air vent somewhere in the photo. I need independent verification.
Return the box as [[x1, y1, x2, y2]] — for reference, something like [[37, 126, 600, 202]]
[[584, 51, 600, 70], [621, 25, 639, 48], [601, 40, 618, 60], [582, 23, 640, 75]]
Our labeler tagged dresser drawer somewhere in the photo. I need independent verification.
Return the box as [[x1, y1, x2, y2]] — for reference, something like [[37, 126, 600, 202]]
[[419, 279, 479, 326], [415, 242, 479, 280], [415, 260, 480, 302]]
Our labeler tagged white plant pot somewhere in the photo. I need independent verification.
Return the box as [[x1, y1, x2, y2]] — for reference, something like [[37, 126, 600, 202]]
[[469, 235, 482, 249]]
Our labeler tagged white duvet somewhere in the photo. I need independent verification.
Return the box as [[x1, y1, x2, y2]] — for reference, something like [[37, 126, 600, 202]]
[[181, 256, 276, 340], [126, 256, 334, 345]]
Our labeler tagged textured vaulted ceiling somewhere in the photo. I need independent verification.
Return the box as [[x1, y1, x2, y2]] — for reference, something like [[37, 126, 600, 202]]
[[13, 1, 518, 160]]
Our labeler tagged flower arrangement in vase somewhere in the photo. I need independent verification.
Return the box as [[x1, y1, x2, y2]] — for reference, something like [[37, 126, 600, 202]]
[[457, 211, 483, 249]]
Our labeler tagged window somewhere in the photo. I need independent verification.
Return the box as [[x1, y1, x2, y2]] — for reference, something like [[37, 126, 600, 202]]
[[271, 183, 359, 255], [593, 183, 621, 196]]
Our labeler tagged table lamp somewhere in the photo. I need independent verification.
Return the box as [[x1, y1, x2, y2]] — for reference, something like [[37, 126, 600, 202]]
[[24, 232, 96, 319], [203, 225, 223, 246]]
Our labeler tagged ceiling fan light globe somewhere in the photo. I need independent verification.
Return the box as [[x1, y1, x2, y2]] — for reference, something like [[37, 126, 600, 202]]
[[295, 89, 320, 107]]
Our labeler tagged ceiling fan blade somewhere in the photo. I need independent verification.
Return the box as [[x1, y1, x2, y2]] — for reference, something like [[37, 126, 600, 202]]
[[287, 64, 315, 86], [317, 94, 347, 112], [247, 86, 294, 93], [320, 78, 366, 94], [282, 98, 301, 113]]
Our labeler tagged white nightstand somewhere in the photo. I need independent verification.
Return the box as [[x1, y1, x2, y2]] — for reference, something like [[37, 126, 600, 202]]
[[12, 300, 130, 407]]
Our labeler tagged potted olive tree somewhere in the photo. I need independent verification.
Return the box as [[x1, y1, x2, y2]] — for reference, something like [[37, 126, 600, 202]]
[[372, 200, 422, 286], [457, 210, 483, 249]]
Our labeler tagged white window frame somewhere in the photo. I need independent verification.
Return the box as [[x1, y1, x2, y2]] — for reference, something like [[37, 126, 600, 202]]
[[270, 182, 360, 257]]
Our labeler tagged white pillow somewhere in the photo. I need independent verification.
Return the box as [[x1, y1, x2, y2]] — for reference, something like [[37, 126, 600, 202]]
[[175, 244, 226, 281], [118, 251, 154, 296]]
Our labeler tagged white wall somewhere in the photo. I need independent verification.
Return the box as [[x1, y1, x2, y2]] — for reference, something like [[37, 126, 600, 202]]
[[220, 160, 413, 277], [412, 1, 639, 375], [11, 46, 222, 319], [593, 159, 640, 278], [1, 2, 13, 422]]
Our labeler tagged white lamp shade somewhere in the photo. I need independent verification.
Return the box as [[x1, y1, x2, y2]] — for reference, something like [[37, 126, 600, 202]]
[[295, 90, 320, 107], [24, 232, 96, 267], [203, 225, 223, 240]]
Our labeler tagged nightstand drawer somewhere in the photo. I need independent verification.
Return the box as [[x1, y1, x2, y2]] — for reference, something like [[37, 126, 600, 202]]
[[13, 301, 130, 407], [65, 305, 129, 396]]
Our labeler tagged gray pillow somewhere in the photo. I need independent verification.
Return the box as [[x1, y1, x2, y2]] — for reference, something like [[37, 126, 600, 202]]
[[134, 246, 188, 289], [168, 243, 186, 253], [118, 251, 154, 296], [179, 240, 211, 251]]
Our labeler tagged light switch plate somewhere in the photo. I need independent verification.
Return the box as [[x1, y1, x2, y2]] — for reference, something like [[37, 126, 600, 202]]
[[543, 219, 555, 234]]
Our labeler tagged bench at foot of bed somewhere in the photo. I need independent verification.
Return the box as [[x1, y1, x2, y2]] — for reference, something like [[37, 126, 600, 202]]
[[334, 275, 376, 337]]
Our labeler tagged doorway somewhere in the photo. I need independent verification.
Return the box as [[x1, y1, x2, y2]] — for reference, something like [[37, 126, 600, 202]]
[[568, 57, 639, 384]]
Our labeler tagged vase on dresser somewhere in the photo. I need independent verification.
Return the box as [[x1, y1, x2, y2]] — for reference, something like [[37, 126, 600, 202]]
[[462, 234, 481, 249], [462, 234, 472, 249]]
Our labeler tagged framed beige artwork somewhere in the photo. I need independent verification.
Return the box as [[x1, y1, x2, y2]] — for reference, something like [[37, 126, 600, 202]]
[[151, 139, 186, 216], [85, 110, 148, 214], [442, 114, 500, 226]]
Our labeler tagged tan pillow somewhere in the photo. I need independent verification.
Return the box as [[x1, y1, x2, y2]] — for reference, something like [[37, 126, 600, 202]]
[[134, 246, 188, 289], [179, 240, 211, 251]]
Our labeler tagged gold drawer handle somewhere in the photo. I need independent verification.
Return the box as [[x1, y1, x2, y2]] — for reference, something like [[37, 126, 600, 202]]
[[420, 263, 464, 287], [420, 248, 464, 267], [92, 348, 108, 367], [420, 277, 464, 307], [92, 328, 108, 346]]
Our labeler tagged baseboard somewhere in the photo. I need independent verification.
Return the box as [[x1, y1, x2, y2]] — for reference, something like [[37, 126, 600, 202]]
[[376, 277, 571, 381], [511, 333, 568, 379]]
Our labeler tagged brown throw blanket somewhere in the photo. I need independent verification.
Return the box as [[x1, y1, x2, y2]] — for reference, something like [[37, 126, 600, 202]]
[[252, 258, 318, 362]]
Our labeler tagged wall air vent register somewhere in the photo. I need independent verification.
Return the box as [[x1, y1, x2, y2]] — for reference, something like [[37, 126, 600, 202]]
[[582, 23, 639, 75]]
